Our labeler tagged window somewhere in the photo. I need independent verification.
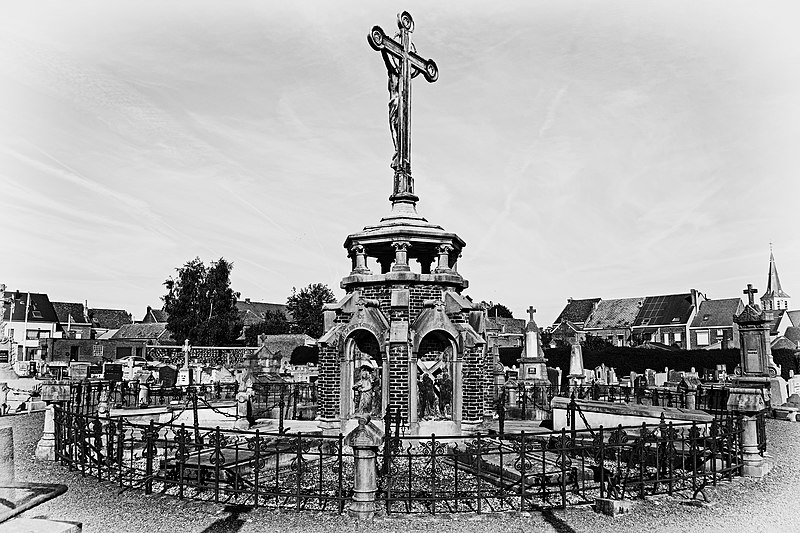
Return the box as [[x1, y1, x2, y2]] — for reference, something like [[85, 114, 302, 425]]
[[702, 315, 710, 321], [93, 345, 104, 358], [31, 310, 42, 318], [662, 333, 670, 344], [717, 329, 725, 337], [116, 347, 132, 358], [696, 330, 710, 346], [616, 334, 624, 346], [674, 332, 682, 342], [641, 318, 650, 326]]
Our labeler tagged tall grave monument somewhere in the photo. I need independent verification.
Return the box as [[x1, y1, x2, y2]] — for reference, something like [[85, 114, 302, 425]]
[[317, 12, 488, 436]]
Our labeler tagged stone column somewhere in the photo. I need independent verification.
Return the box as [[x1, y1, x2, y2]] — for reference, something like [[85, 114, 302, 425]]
[[434, 244, 452, 273], [350, 244, 371, 274], [726, 387, 773, 477], [35, 404, 58, 461], [391, 241, 411, 272], [685, 389, 697, 410], [344, 416, 384, 520]]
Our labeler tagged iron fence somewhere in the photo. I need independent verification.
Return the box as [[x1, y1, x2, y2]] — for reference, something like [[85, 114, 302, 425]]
[[53, 405, 352, 512], [378, 412, 744, 513]]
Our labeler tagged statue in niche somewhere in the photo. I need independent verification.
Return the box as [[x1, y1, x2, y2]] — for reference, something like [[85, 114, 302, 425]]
[[353, 364, 375, 415], [437, 369, 453, 417], [417, 373, 440, 420]]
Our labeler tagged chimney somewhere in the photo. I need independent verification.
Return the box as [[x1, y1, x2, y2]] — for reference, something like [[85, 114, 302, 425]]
[[690, 289, 698, 311], [567, 297, 573, 304], [245, 298, 251, 304]]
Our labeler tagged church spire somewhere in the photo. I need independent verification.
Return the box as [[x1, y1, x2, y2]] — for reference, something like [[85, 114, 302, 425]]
[[761, 245, 790, 311]]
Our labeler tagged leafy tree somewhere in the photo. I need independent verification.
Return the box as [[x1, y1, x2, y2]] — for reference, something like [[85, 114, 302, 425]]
[[162, 257, 243, 345], [480, 301, 514, 319], [287, 283, 337, 338], [244, 309, 291, 346]]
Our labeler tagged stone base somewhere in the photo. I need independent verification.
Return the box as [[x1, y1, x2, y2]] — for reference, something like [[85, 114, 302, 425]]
[[35, 437, 56, 461], [233, 418, 250, 431], [317, 417, 343, 436], [594, 497, 634, 516], [742, 453, 775, 478], [0, 518, 81, 532]]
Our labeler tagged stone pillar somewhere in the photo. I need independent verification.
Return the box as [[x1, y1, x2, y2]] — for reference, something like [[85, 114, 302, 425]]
[[35, 404, 58, 461], [391, 241, 410, 272], [685, 390, 697, 410], [350, 244, 370, 274], [344, 416, 384, 520], [434, 244, 452, 273], [727, 387, 773, 478], [234, 389, 251, 430], [567, 341, 586, 390]]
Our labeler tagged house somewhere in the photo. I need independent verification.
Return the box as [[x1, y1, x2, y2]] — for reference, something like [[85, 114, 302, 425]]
[[52, 301, 92, 340], [89, 308, 133, 338], [582, 297, 645, 347], [485, 316, 526, 349], [141, 306, 169, 323], [237, 299, 289, 327], [630, 290, 703, 348], [110, 323, 174, 359], [547, 297, 600, 345], [0, 289, 61, 366], [688, 298, 744, 349]]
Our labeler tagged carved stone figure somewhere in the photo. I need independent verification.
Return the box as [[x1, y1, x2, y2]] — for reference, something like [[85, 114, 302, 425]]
[[353, 366, 374, 415]]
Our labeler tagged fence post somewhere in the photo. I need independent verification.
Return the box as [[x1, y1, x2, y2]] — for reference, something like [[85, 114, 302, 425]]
[[344, 415, 384, 520]]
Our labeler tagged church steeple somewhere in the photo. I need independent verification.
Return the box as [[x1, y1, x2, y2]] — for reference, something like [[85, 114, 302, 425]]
[[760, 245, 791, 311]]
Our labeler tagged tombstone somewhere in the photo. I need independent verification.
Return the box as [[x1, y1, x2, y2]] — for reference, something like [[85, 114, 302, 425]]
[[646, 369, 656, 387], [567, 340, 586, 386], [103, 363, 123, 382], [546, 367, 562, 389], [594, 365, 608, 384], [583, 369, 594, 383], [770, 376, 789, 408], [158, 366, 178, 387], [787, 375, 800, 398], [654, 372, 667, 388], [607, 368, 618, 385], [69, 362, 90, 381]]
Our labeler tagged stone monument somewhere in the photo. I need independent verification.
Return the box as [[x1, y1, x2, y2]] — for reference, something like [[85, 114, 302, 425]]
[[727, 284, 775, 477], [567, 338, 586, 390], [317, 12, 487, 436]]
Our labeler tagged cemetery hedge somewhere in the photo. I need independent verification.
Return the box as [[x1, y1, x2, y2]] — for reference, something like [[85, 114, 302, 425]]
[[543, 346, 800, 383]]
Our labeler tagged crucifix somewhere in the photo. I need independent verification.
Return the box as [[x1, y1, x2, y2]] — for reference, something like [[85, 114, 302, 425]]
[[527, 306, 537, 323], [368, 11, 438, 204], [743, 284, 758, 307]]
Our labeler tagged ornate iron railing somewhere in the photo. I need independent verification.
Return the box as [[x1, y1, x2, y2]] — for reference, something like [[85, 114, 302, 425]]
[[53, 405, 352, 512], [378, 413, 744, 513]]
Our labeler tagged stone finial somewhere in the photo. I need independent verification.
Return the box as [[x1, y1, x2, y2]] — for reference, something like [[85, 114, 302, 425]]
[[344, 415, 384, 448]]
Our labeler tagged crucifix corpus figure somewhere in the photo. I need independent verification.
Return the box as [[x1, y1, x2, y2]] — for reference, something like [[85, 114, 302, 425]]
[[368, 11, 438, 202]]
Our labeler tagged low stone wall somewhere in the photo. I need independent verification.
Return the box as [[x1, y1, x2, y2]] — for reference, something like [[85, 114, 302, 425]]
[[551, 397, 712, 431]]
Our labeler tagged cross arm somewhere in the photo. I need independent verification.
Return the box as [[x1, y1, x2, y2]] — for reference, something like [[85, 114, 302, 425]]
[[368, 26, 439, 82]]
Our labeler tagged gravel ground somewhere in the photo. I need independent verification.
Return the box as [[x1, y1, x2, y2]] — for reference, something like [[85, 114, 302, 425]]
[[4, 413, 799, 533]]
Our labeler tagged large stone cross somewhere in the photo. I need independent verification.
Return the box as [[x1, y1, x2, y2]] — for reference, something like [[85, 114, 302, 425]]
[[527, 306, 537, 322], [368, 11, 438, 203], [743, 284, 758, 306]]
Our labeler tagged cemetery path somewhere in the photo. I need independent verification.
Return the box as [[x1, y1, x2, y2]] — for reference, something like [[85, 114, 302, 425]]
[[4, 413, 799, 532]]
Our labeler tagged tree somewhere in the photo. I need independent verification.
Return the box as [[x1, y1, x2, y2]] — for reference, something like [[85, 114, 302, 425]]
[[479, 301, 514, 319], [286, 283, 337, 338], [244, 309, 291, 346], [162, 257, 243, 346]]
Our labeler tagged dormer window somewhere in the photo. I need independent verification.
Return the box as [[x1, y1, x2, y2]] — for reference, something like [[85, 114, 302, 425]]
[[31, 310, 42, 318], [671, 317, 680, 323], [702, 315, 710, 321]]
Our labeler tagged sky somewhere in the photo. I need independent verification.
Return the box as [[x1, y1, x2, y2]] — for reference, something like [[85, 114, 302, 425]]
[[1, 0, 798, 324]]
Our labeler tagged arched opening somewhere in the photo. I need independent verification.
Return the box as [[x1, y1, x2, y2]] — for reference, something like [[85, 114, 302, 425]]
[[415, 330, 459, 422], [341, 329, 385, 419]]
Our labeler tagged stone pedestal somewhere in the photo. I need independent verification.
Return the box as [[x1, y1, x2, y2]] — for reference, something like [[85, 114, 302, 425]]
[[35, 404, 57, 461], [726, 386, 773, 478], [233, 391, 251, 431], [344, 416, 384, 520]]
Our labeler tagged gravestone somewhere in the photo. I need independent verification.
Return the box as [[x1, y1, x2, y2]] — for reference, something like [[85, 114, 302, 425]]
[[787, 375, 800, 398], [103, 363, 123, 382], [646, 369, 656, 387], [654, 372, 667, 387], [159, 366, 178, 387], [69, 362, 90, 381]]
